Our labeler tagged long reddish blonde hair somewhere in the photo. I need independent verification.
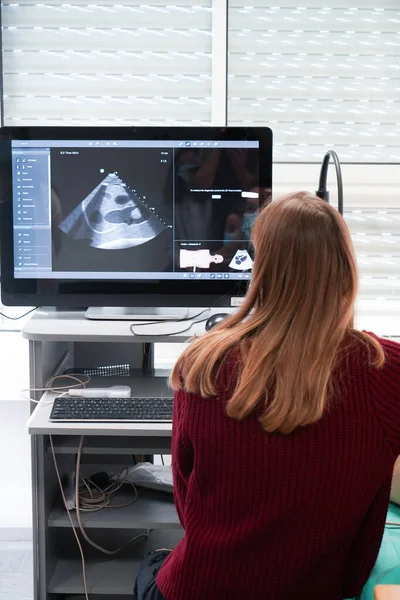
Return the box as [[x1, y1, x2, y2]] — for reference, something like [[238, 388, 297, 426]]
[[170, 192, 384, 434]]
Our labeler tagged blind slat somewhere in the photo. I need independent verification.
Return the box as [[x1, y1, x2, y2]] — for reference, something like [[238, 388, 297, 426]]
[[2, 30, 212, 53], [229, 8, 400, 31], [2, 0, 210, 6], [3, 52, 212, 74], [228, 56, 400, 81], [229, 76, 400, 102], [229, 99, 399, 124], [3, 74, 210, 97], [229, 0, 400, 8], [2, 5, 212, 29], [3, 96, 211, 122]]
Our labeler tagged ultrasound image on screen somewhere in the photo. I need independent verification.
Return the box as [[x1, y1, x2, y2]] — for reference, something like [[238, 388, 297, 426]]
[[58, 172, 166, 250], [51, 148, 173, 273]]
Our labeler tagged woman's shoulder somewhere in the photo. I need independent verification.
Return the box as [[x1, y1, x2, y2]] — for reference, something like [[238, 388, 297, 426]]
[[176, 345, 243, 400], [352, 330, 400, 407], [335, 330, 393, 384], [342, 330, 399, 364], [361, 331, 400, 365], [360, 332, 400, 455]]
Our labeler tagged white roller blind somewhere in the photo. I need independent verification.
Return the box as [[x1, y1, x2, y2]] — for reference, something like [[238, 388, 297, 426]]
[[273, 164, 400, 306], [346, 209, 400, 300], [1, 0, 213, 125], [228, 1, 400, 162]]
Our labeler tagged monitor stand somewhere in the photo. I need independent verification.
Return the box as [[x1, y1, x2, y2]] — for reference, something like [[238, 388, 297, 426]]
[[85, 307, 189, 321]]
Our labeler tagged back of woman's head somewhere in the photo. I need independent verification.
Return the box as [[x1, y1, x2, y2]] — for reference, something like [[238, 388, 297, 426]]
[[250, 191, 357, 333], [171, 191, 384, 434]]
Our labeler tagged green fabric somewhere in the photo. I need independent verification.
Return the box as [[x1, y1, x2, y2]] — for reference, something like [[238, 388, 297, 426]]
[[355, 503, 400, 600]]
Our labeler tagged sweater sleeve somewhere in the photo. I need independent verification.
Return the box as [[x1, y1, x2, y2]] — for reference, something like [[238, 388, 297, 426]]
[[171, 388, 194, 529], [368, 335, 400, 455]]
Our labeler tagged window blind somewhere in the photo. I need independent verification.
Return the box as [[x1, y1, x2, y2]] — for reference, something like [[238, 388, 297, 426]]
[[228, 1, 400, 162], [274, 163, 400, 303], [1, 0, 213, 125], [348, 209, 400, 300]]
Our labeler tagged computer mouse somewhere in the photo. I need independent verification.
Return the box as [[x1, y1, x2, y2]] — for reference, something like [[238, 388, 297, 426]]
[[205, 313, 229, 331]]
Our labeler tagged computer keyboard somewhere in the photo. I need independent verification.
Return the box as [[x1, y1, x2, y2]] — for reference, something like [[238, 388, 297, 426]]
[[50, 396, 174, 423]]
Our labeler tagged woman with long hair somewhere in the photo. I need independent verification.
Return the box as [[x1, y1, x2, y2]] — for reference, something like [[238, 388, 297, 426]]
[[135, 191, 400, 600]]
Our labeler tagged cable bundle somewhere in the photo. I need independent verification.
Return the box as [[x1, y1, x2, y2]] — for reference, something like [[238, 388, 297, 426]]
[[77, 470, 137, 512]]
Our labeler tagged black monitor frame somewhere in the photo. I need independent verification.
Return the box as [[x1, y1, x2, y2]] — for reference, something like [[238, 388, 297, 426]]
[[0, 126, 272, 309]]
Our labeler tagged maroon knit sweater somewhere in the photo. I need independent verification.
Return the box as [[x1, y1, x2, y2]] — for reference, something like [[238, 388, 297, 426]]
[[157, 334, 400, 600]]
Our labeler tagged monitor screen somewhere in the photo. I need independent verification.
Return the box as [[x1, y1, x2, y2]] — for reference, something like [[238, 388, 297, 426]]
[[0, 127, 272, 308]]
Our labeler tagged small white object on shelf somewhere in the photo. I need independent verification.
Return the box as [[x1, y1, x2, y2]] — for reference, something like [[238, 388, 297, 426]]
[[69, 385, 131, 398]]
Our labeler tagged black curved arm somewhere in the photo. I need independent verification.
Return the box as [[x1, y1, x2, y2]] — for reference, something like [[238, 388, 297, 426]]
[[315, 150, 344, 215]]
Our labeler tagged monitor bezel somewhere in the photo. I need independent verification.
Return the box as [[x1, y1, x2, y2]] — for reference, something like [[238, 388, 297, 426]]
[[0, 126, 272, 308]]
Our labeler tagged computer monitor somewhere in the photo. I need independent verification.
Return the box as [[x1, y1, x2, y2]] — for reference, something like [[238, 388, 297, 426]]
[[0, 126, 272, 316]]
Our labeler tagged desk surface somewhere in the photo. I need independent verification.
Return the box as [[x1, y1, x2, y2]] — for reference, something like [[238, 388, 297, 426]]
[[22, 307, 216, 342], [27, 376, 173, 436], [22, 301, 400, 342]]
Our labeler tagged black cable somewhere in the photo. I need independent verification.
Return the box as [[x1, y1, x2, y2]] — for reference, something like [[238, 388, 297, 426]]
[[130, 308, 211, 338], [130, 308, 210, 329], [141, 343, 149, 369], [315, 150, 344, 215], [130, 315, 211, 338], [143, 343, 151, 370], [0, 307, 37, 320]]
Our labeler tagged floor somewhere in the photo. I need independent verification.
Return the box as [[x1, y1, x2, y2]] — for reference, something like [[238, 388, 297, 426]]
[[0, 541, 33, 600]]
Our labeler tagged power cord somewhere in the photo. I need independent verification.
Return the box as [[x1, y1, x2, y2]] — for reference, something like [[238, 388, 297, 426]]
[[131, 307, 208, 328], [141, 343, 152, 369], [0, 307, 37, 320], [131, 308, 191, 329], [50, 435, 150, 599], [74, 436, 149, 554], [130, 308, 211, 338], [78, 472, 136, 512], [21, 373, 90, 405], [49, 435, 90, 600]]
